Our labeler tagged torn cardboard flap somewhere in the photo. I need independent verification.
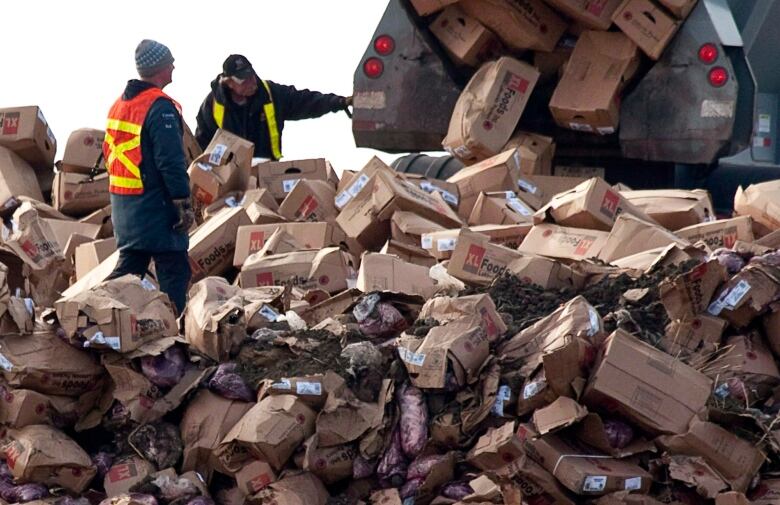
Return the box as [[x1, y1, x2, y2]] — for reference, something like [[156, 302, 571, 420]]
[[468, 191, 536, 226], [707, 260, 780, 328], [316, 380, 392, 449], [4, 201, 66, 270], [233, 222, 346, 267], [493, 453, 578, 505], [356, 252, 436, 298], [507, 254, 584, 290], [597, 213, 691, 263], [183, 277, 246, 362], [417, 293, 507, 342], [659, 260, 728, 321], [532, 397, 588, 435], [220, 395, 317, 471], [575, 414, 656, 459], [466, 420, 523, 470], [667, 455, 728, 499], [391, 211, 447, 246], [621, 189, 714, 230], [661, 314, 726, 358]]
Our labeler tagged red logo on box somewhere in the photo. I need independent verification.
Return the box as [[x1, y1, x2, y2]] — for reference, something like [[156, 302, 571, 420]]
[[248, 473, 272, 493], [507, 74, 530, 94], [464, 245, 486, 274], [479, 307, 498, 338], [296, 195, 319, 219], [255, 272, 274, 286], [249, 232, 265, 252], [193, 185, 214, 205], [108, 463, 138, 483], [1, 113, 20, 136], [575, 238, 595, 256], [600, 190, 620, 218], [723, 232, 738, 249]]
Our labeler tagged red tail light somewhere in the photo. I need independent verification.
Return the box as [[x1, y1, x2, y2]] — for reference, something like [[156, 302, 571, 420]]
[[363, 58, 384, 79], [374, 35, 395, 56], [698, 43, 718, 64], [708, 66, 728, 87]]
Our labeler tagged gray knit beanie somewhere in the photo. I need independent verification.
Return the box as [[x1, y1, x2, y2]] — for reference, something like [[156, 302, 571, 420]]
[[135, 39, 174, 78]]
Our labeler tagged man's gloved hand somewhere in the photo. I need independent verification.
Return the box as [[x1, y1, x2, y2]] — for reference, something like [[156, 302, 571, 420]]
[[342, 96, 353, 118], [172, 198, 195, 233]]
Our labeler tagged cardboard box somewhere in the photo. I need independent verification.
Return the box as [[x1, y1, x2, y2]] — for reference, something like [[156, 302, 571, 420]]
[[277, 179, 337, 222], [447, 149, 525, 216], [534, 177, 652, 231], [443, 58, 540, 163], [256, 158, 339, 202], [549, 31, 640, 135], [460, 0, 567, 52], [517, 174, 588, 209], [676, 216, 754, 249], [59, 128, 105, 174], [708, 262, 780, 328], [356, 253, 436, 298], [104, 457, 156, 497], [658, 0, 697, 18], [471, 223, 534, 249], [391, 211, 447, 246], [507, 254, 584, 290], [52, 171, 110, 217], [80, 204, 113, 238], [4, 202, 66, 271], [494, 454, 578, 505], [403, 174, 462, 209], [469, 191, 536, 226], [248, 472, 329, 505], [707, 335, 780, 390], [183, 278, 246, 362], [239, 247, 355, 293], [447, 229, 524, 285], [334, 157, 390, 210], [233, 222, 346, 267], [417, 293, 507, 342], [574, 413, 656, 458], [235, 460, 277, 496], [621, 189, 714, 230], [582, 329, 713, 434], [613, 0, 680, 60], [598, 213, 690, 262], [188, 207, 251, 282], [0, 106, 57, 170], [430, 5, 502, 67], [662, 313, 726, 357], [180, 390, 252, 480], [336, 170, 461, 253], [660, 259, 728, 321], [518, 425, 652, 496], [466, 421, 524, 470], [0, 146, 44, 210], [220, 395, 316, 471], [735, 180, 780, 237], [4, 425, 96, 493], [518, 223, 609, 262], [74, 238, 116, 280], [182, 121, 203, 166], [534, 47, 574, 84], [532, 397, 588, 435], [410, 0, 458, 15], [657, 419, 764, 493], [543, 0, 623, 29], [379, 240, 437, 268], [502, 131, 556, 176]]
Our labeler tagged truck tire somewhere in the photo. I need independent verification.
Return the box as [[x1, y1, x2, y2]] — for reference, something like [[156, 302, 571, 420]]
[[391, 154, 464, 180]]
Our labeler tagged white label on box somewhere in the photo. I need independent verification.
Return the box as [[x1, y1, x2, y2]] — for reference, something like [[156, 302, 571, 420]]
[[421, 236, 433, 250], [724, 280, 751, 308], [505, 191, 518, 199], [517, 179, 538, 195], [398, 347, 426, 366], [296, 381, 322, 396], [105, 337, 122, 351], [588, 307, 600, 336], [46, 126, 56, 145], [759, 114, 772, 133], [701, 99, 735, 118], [437, 238, 457, 251], [348, 174, 371, 197], [582, 476, 607, 493], [513, 150, 522, 168], [196, 162, 213, 172], [140, 278, 156, 291], [441, 190, 459, 205], [507, 198, 532, 216], [452, 145, 473, 159], [209, 144, 228, 165], [225, 196, 239, 207], [23, 298, 33, 315], [624, 477, 642, 491], [419, 181, 435, 192], [523, 381, 544, 400], [283, 179, 300, 193], [271, 378, 292, 390], [37, 108, 48, 126], [597, 126, 616, 135], [0, 353, 13, 371], [491, 385, 512, 417], [707, 292, 728, 315], [258, 304, 280, 322], [335, 191, 351, 209], [569, 122, 594, 132]]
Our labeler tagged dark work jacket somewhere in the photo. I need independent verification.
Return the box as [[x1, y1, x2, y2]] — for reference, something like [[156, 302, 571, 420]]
[[110, 80, 190, 252], [195, 73, 346, 158]]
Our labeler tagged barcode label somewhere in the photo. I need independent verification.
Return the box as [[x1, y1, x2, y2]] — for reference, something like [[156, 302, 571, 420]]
[[296, 382, 322, 395], [335, 191, 351, 208], [348, 174, 370, 196], [583, 476, 607, 492], [517, 179, 538, 194], [398, 347, 426, 366], [0, 353, 13, 371], [282, 179, 300, 193], [507, 198, 532, 216], [209, 144, 228, 165], [421, 236, 433, 249], [258, 304, 280, 322], [437, 238, 457, 251]]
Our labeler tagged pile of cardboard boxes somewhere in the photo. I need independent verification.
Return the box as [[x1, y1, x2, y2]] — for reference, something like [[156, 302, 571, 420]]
[[2, 96, 780, 505]]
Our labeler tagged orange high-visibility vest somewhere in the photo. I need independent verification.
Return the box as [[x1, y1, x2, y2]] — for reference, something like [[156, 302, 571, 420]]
[[104, 87, 181, 195]]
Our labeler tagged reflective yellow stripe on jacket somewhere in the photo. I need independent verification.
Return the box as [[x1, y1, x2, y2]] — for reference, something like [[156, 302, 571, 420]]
[[212, 79, 281, 160], [104, 119, 144, 191]]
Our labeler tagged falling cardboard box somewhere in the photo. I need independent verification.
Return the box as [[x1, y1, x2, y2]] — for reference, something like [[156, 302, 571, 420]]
[[256, 158, 339, 202], [233, 222, 346, 267], [534, 177, 652, 231], [613, 0, 680, 60], [277, 179, 338, 222], [239, 247, 355, 292], [188, 207, 251, 282], [0, 146, 44, 211], [460, 0, 567, 52], [549, 31, 640, 135], [356, 252, 436, 298], [518, 223, 609, 262], [543, 0, 624, 29], [443, 58, 540, 163], [0, 106, 57, 170], [334, 156, 391, 210], [676, 216, 754, 249], [501, 131, 556, 176], [621, 189, 714, 230], [59, 128, 105, 174], [336, 169, 462, 253], [430, 5, 502, 67], [447, 149, 525, 217], [582, 329, 712, 435], [52, 171, 110, 217]]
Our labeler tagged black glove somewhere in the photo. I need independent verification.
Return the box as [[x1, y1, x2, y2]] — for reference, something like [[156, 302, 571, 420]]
[[172, 198, 195, 233], [342, 96, 353, 118]]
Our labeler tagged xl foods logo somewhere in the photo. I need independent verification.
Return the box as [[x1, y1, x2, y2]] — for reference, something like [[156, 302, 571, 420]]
[[483, 72, 531, 131]]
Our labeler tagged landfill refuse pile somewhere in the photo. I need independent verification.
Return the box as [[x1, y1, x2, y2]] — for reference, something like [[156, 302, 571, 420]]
[[6, 0, 780, 504]]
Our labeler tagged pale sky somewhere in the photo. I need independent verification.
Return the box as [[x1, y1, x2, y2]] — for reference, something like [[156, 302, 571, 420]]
[[2, 0, 405, 173]]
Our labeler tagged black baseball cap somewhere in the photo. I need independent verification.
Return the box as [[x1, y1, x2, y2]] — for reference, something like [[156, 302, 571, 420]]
[[223, 54, 254, 81]]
